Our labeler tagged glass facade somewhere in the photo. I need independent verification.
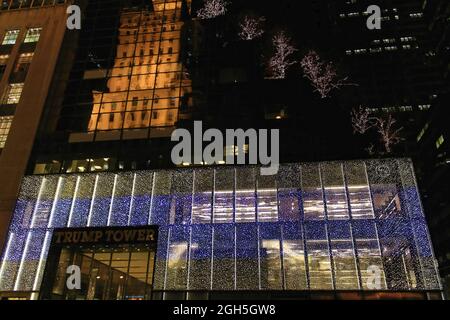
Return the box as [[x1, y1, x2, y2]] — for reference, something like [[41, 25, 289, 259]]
[[67, 1, 192, 143], [0, 115, 13, 149], [0, 159, 442, 298]]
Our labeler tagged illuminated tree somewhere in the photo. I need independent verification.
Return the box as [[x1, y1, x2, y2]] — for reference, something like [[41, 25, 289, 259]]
[[197, 0, 228, 20], [301, 50, 354, 98], [351, 106, 374, 134], [239, 15, 265, 40], [375, 115, 403, 153], [268, 31, 297, 79]]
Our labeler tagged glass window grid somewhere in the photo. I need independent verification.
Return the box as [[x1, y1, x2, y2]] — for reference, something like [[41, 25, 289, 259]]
[[23, 28, 42, 43], [68, 2, 191, 137], [0, 115, 13, 148], [0, 160, 442, 295], [3, 83, 24, 104], [1, 29, 20, 45], [1, 0, 68, 11]]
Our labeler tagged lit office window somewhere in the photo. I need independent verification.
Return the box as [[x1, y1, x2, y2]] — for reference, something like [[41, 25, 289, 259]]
[[0, 54, 9, 77], [3, 83, 24, 104], [23, 28, 42, 43], [1, 30, 20, 45], [0, 116, 13, 148], [11, 53, 34, 78], [436, 135, 445, 149]]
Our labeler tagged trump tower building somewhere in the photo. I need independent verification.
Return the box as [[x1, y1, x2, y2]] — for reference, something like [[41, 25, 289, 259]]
[[0, 0, 445, 300], [0, 159, 443, 300]]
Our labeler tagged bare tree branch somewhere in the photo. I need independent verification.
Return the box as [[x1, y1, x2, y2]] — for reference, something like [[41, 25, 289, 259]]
[[238, 15, 265, 40], [374, 115, 404, 153], [197, 0, 228, 20], [301, 50, 356, 98], [351, 106, 374, 134], [267, 31, 297, 79]]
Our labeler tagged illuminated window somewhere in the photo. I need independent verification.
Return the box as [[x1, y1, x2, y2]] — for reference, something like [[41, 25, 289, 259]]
[[23, 28, 42, 43], [2, 30, 20, 45], [0, 116, 13, 148], [12, 52, 34, 75], [436, 135, 445, 149], [417, 123, 429, 142], [3, 83, 24, 104]]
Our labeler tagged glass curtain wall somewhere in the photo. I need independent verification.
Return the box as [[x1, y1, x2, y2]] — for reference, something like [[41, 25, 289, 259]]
[[0, 160, 442, 298]]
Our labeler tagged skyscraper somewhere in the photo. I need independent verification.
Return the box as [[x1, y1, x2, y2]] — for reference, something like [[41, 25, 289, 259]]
[[0, 0, 444, 300], [0, 0, 69, 256]]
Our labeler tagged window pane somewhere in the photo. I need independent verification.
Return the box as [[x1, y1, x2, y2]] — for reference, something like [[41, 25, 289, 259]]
[[321, 163, 349, 220], [235, 168, 256, 223], [24, 28, 42, 43], [282, 223, 308, 290], [188, 225, 212, 290], [353, 221, 386, 290], [165, 226, 189, 290], [345, 162, 374, 219], [0, 116, 13, 148], [3, 83, 24, 104], [305, 221, 333, 289], [301, 164, 325, 220], [257, 174, 278, 222], [213, 168, 233, 223], [329, 221, 359, 289], [259, 224, 283, 290], [236, 224, 259, 290], [2, 30, 20, 45], [192, 169, 213, 224], [212, 224, 235, 290]]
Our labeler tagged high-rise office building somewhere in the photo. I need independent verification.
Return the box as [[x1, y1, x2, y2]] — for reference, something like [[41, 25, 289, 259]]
[[329, 0, 444, 154], [0, 0, 69, 254], [414, 0, 450, 296]]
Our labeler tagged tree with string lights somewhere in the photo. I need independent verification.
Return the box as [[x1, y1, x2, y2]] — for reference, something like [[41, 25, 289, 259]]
[[238, 15, 265, 40], [301, 50, 354, 98], [374, 115, 403, 153], [351, 106, 374, 134], [197, 0, 228, 20]]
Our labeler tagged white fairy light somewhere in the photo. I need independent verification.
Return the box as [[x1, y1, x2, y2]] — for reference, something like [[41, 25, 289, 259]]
[[301, 50, 355, 98], [238, 15, 265, 40], [268, 31, 297, 79], [197, 0, 228, 20]]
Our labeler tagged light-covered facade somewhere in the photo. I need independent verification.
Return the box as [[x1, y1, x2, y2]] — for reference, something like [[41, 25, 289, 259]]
[[0, 159, 442, 299]]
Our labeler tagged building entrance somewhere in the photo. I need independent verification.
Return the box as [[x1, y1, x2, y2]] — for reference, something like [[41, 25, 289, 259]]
[[39, 226, 158, 300]]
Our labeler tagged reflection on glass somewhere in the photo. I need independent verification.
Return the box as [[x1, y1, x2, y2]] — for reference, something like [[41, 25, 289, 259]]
[[345, 162, 374, 219], [259, 225, 282, 290], [192, 170, 213, 224], [321, 163, 349, 220], [213, 169, 234, 223], [85, 2, 192, 135], [305, 222, 333, 290], [282, 223, 307, 290], [165, 227, 189, 290], [278, 189, 300, 221], [235, 168, 256, 223], [330, 240, 359, 290]]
